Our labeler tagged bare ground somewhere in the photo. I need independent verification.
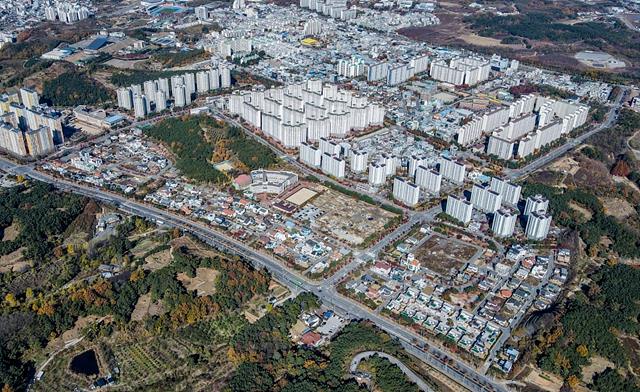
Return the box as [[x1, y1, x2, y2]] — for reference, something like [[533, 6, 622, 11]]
[[581, 356, 614, 384], [2, 222, 20, 241], [0, 247, 27, 273], [131, 293, 165, 321], [599, 196, 636, 219], [568, 201, 593, 221], [177, 267, 219, 297], [523, 368, 563, 392]]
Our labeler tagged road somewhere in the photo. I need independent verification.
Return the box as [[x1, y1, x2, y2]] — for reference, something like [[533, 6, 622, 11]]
[[0, 158, 507, 392], [34, 337, 84, 382], [350, 351, 434, 392], [7, 86, 628, 392], [482, 254, 555, 373], [211, 108, 412, 214]]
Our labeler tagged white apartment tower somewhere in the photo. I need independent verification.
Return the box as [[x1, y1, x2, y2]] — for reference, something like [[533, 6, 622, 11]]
[[368, 162, 386, 186], [196, 71, 211, 93], [143, 81, 157, 103], [438, 156, 465, 184], [321, 153, 346, 178], [487, 135, 515, 160], [524, 194, 549, 216], [133, 94, 148, 119], [20, 88, 39, 109], [174, 85, 187, 108], [414, 165, 441, 194], [470, 184, 503, 213], [155, 90, 167, 112], [393, 177, 420, 207], [350, 149, 368, 173], [382, 154, 397, 177], [489, 177, 522, 206], [445, 195, 473, 224], [299, 142, 322, 168], [117, 87, 133, 110], [0, 124, 27, 156], [319, 137, 341, 156], [304, 19, 322, 36], [525, 211, 552, 240], [492, 207, 517, 238], [408, 154, 427, 177]]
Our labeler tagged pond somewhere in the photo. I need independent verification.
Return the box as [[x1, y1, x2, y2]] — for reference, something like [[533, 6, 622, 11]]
[[70, 350, 99, 376]]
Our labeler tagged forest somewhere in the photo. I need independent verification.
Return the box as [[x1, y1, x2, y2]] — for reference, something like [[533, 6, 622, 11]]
[[1, 208, 271, 391], [144, 116, 227, 183], [109, 69, 186, 87], [144, 115, 277, 183], [228, 298, 420, 392], [0, 181, 87, 264], [533, 264, 640, 390], [151, 49, 210, 68], [0, 38, 60, 61], [362, 355, 419, 392], [0, 180, 422, 392], [522, 182, 640, 258], [466, 13, 638, 49], [42, 71, 113, 107]]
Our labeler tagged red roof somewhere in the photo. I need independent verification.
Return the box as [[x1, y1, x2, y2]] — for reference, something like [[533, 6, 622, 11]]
[[374, 261, 391, 271], [235, 174, 251, 186], [301, 331, 322, 346]]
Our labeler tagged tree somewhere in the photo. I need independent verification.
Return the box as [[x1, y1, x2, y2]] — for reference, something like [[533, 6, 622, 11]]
[[611, 159, 631, 177], [42, 71, 112, 107], [228, 362, 274, 392], [591, 367, 640, 392], [566, 375, 580, 389], [4, 293, 18, 307], [576, 345, 589, 358]]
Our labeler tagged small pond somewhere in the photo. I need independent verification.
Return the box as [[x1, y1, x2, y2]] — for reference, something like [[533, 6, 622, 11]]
[[70, 350, 99, 376]]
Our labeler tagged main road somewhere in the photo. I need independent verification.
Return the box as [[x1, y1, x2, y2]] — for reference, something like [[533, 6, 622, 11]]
[[3, 86, 626, 392], [349, 351, 434, 392], [0, 158, 506, 392]]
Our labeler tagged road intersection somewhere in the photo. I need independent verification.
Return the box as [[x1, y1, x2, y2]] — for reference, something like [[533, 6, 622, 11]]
[[1, 86, 628, 392]]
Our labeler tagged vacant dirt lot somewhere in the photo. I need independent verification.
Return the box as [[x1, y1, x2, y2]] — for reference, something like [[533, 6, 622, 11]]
[[143, 248, 172, 271], [523, 367, 562, 392], [131, 293, 165, 321], [313, 188, 396, 246], [1, 222, 20, 241], [568, 201, 593, 221], [600, 196, 636, 219], [177, 267, 219, 296], [460, 34, 523, 49], [581, 356, 615, 384], [414, 234, 479, 276], [0, 247, 27, 273]]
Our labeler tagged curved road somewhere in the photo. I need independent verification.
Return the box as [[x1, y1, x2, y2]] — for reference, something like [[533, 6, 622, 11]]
[[350, 351, 434, 392], [7, 88, 627, 392], [0, 161, 505, 392]]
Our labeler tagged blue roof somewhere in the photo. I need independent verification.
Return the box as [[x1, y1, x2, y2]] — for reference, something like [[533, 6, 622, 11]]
[[87, 37, 109, 51], [106, 115, 124, 124]]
